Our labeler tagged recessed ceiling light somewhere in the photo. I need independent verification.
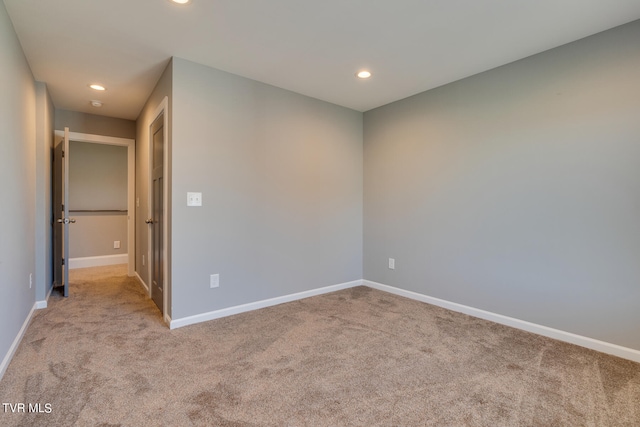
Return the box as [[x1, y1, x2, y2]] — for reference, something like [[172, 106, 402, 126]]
[[356, 70, 372, 79], [89, 84, 106, 91], [90, 100, 103, 108], [170, 0, 191, 4]]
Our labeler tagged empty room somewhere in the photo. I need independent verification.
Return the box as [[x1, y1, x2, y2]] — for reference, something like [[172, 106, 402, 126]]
[[1, 1, 639, 425]]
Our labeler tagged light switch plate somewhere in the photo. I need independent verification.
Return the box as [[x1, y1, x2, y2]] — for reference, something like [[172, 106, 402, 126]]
[[187, 192, 202, 207]]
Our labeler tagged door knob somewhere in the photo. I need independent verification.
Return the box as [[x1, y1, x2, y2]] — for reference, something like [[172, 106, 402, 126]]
[[145, 218, 154, 224], [57, 218, 76, 224]]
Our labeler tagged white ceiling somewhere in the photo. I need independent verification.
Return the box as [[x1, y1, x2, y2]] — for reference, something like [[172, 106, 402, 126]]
[[4, 0, 640, 120]]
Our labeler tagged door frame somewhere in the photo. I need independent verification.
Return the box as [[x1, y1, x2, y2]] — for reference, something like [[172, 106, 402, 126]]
[[148, 96, 169, 323], [54, 130, 136, 276]]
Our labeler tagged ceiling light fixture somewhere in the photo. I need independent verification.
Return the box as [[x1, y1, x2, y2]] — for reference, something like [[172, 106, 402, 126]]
[[356, 70, 372, 79], [170, 0, 192, 4], [89, 84, 106, 91], [90, 100, 103, 108]]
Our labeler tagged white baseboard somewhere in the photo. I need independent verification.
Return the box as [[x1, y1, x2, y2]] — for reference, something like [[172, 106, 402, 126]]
[[69, 254, 128, 269], [170, 279, 363, 329], [134, 272, 170, 326], [134, 271, 149, 293], [363, 280, 640, 364], [0, 303, 36, 381], [35, 281, 55, 309]]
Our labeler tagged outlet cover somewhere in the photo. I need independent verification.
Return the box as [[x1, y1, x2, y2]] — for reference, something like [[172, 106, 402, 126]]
[[187, 192, 202, 207], [114, 240, 121, 249], [389, 258, 395, 270], [210, 274, 220, 288]]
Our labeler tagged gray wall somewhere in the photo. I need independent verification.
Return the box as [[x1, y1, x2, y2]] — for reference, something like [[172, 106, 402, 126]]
[[68, 140, 128, 259], [35, 82, 54, 302], [55, 109, 136, 139], [170, 57, 363, 319], [0, 2, 37, 375], [135, 59, 172, 305], [69, 213, 128, 258], [69, 141, 127, 211], [363, 21, 640, 351]]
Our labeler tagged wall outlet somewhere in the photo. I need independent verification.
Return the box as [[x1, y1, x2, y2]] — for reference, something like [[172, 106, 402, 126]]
[[388, 258, 395, 270], [142, 255, 145, 266], [187, 192, 202, 207], [210, 273, 220, 288], [114, 240, 121, 249], [29, 273, 33, 289]]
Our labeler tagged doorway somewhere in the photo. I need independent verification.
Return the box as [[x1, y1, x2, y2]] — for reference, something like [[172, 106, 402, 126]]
[[53, 130, 136, 294]]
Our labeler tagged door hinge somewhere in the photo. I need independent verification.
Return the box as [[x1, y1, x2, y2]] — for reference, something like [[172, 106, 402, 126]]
[[62, 150, 65, 158], [62, 258, 65, 266]]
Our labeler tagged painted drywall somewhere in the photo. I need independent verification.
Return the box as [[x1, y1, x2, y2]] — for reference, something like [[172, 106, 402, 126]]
[[69, 141, 127, 210], [35, 82, 54, 302], [363, 20, 640, 351], [170, 57, 363, 319], [69, 213, 127, 259], [135, 59, 172, 308], [0, 1, 37, 376], [55, 109, 136, 139], [67, 141, 128, 259]]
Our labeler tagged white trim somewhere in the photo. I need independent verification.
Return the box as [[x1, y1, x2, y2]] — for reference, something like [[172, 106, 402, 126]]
[[134, 271, 149, 293], [54, 130, 132, 147], [363, 280, 640, 363], [69, 254, 128, 269], [35, 281, 55, 309], [54, 130, 136, 276], [170, 280, 363, 329], [0, 303, 36, 381]]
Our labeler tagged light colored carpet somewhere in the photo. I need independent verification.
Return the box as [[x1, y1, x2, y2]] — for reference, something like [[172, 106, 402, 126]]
[[1, 264, 639, 426]]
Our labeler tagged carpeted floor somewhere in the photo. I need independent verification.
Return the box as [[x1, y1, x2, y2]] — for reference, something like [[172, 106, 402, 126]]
[[1, 265, 639, 426]]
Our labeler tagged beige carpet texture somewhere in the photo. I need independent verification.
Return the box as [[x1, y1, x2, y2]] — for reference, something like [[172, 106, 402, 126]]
[[1, 265, 639, 426]]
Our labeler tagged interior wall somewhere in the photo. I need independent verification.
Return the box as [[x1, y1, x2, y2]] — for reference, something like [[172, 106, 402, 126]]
[[68, 141, 128, 259], [69, 213, 127, 258], [35, 81, 54, 302], [0, 1, 37, 376], [55, 109, 136, 139], [363, 20, 640, 351], [69, 141, 128, 210], [170, 57, 363, 320], [135, 59, 172, 307]]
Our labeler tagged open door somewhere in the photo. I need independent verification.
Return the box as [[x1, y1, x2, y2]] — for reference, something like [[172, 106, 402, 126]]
[[53, 127, 75, 297]]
